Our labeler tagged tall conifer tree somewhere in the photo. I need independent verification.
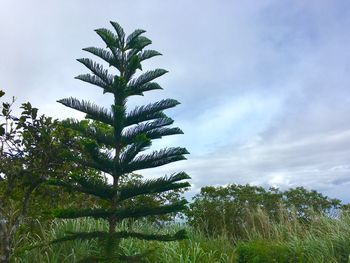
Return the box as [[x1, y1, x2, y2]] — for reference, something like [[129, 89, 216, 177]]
[[51, 22, 190, 261]]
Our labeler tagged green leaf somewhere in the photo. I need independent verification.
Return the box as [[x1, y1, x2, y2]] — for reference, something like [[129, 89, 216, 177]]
[[0, 125, 5, 136], [130, 36, 152, 51], [124, 147, 189, 173], [83, 47, 115, 66], [2, 102, 10, 115], [77, 58, 114, 85], [139, 50, 162, 62], [19, 116, 26, 123], [75, 74, 114, 94], [120, 135, 152, 165], [118, 172, 191, 201], [108, 46, 124, 72], [95, 28, 119, 48], [129, 69, 168, 88], [110, 21, 125, 47], [126, 29, 146, 49], [122, 117, 174, 144], [125, 99, 180, 126], [127, 82, 163, 96], [31, 108, 38, 119], [58, 97, 114, 126], [124, 55, 141, 81]]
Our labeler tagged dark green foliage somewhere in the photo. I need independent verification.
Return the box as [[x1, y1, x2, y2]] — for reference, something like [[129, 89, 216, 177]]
[[53, 21, 190, 261], [46, 173, 113, 200]]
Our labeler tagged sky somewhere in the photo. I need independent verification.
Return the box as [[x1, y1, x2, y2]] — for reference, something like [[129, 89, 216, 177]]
[[1, 0, 350, 202]]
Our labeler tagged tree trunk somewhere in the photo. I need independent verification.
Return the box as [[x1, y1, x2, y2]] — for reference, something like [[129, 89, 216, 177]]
[[109, 217, 117, 234], [0, 219, 10, 263], [0, 187, 34, 263]]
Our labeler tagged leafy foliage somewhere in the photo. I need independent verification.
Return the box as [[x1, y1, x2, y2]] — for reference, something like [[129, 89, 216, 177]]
[[283, 187, 341, 220], [0, 91, 106, 262], [0, 93, 61, 260]]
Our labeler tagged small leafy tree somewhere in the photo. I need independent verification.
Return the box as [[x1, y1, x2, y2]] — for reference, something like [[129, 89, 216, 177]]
[[0, 91, 71, 262], [51, 22, 190, 261]]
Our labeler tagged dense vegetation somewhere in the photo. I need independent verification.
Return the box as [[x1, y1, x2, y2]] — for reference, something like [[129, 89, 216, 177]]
[[1, 22, 350, 262], [11, 208, 350, 262], [187, 184, 342, 240]]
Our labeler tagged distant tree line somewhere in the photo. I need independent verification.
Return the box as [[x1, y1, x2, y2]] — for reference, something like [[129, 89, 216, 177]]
[[186, 184, 344, 240]]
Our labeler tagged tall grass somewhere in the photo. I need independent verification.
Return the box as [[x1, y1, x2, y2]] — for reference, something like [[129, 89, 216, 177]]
[[12, 210, 350, 262], [236, 209, 350, 262], [12, 219, 236, 263]]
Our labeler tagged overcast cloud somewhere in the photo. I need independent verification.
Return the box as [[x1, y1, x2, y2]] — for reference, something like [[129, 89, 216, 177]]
[[1, 0, 350, 202]]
